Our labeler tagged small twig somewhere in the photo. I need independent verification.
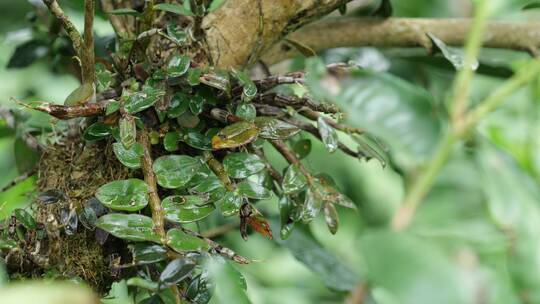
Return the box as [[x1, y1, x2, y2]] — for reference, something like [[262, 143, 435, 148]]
[[0, 168, 36, 193], [42, 0, 83, 56], [270, 140, 314, 184], [299, 107, 363, 135], [182, 227, 249, 264], [254, 92, 339, 114], [139, 131, 166, 241], [15, 99, 111, 120], [203, 151, 235, 191]]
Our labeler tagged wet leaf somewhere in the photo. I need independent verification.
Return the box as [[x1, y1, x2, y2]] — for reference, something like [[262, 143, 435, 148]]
[[64, 83, 95, 106], [302, 187, 323, 222], [282, 164, 308, 195], [154, 3, 193, 16], [166, 228, 210, 252], [187, 68, 202, 86], [78, 205, 98, 231], [236, 181, 272, 200], [246, 216, 273, 240], [168, 92, 190, 118], [96, 213, 160, 242], [163, 131, 181, 152], [200, 72, 231, 93], [232, 70, 257, 101], [254, 117, 300, 140], [125, 86, 165, 114], [317, 117, 338, 153], [323, 203, 339, 234], [187, 164, 223, 193], [60, 208, 78, 235], [167, 55, 191, 78], [293, 139, 312, 159], [96, 178, 149, 212], [278, 196, 295, 240], [113, 142, 144, 169], [159, 258, 196, 290], [162, 195, 215, 223], [166, 23, 187, 45], [223, 152, 265, 179], [83, 122, 112, 141], [427, 33, 478, 70], [189, 94, 205, 115], [153, 155, 201, 189], [218, 192, 243, 216], [119, 115, 136, 149], [129, 243, 168, 265], [211, 121, 259, 150], [235, 103, 256, 121], [184, 132, 212, 150], [14, 208, 36, 229]]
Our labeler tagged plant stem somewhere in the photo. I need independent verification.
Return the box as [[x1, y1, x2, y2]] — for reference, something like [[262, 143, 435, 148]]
[[82, 0, 95, 84]]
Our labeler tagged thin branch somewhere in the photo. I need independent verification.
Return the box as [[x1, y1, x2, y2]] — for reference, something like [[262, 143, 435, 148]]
[[139, 131, 166, 240], [270, 140, 314, 184], [263, 17, 540, 64], [16, 99, 111, 120], [299, 107, 363, 135], [42, 0, 84, 56], [254, 92, 339, 114], [201, 222, 240, 238], [82, 0, 96, 84]]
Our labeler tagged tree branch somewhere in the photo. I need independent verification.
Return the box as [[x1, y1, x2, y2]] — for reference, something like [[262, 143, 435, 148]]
[[263, 17, 540, 64], [203, 0, 353, 68], [82, 0, 95, 84], [43, 0, 84, 56]]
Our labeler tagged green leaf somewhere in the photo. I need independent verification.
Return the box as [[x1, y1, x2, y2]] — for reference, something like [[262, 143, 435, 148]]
[[301, 187, 323, 222], [187, 164, 223, 193], [274, 222, 360, 291], [167, 55, 191, 78], [7, 40, 48, 69], [0, 282, 98, 304], [83, 122, 112, 141], [254, 117, 300, 140], [113, 142, 143, 169], [211, 121, 259, 150], [427, 33, 478, 70], [371, 0, 393, 17], [278, 196, 295, 240], [523, 1, 540, 10], [353, 134, 389, 167], [96, 214, 160, 243], [189, 94, 205, 115], [282, 164, 307, 195], [177, 111, 200, 128], [96, 179, 149, 212], [14, 208, 36, 229], [183, 132, 212, 150], [119, 115, 136, 149], [129, 243, 168, 265], [159, 258, 197, 289], [200, 72, 231, 92], [317, 117, 338, 153], [223, 152, 265, 178], [166, 23, 187, 45], [187, 68, 202, 86], [64, 83, 95, 106], [162, 195, 215, 223], [323, 203, 339, 234], [166, 228, 210, 252], [236, 181, 272, 200], [125, 86, 165, 114], [154, 3, 194, 16], [127, 277, 158, 291], [293, 139, 312, 159], [235, 103, 257, 121], [168, 92, 190, 118], [206, 258, 251, 304], [153, 155, 201, 189], [108, 8, 141, 16], [163, 131, 181, 152], [232, 70, 257, 101], [218, 191, 243, 216], [106, 101, 121, 115], [14, 137, 38, 173]]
